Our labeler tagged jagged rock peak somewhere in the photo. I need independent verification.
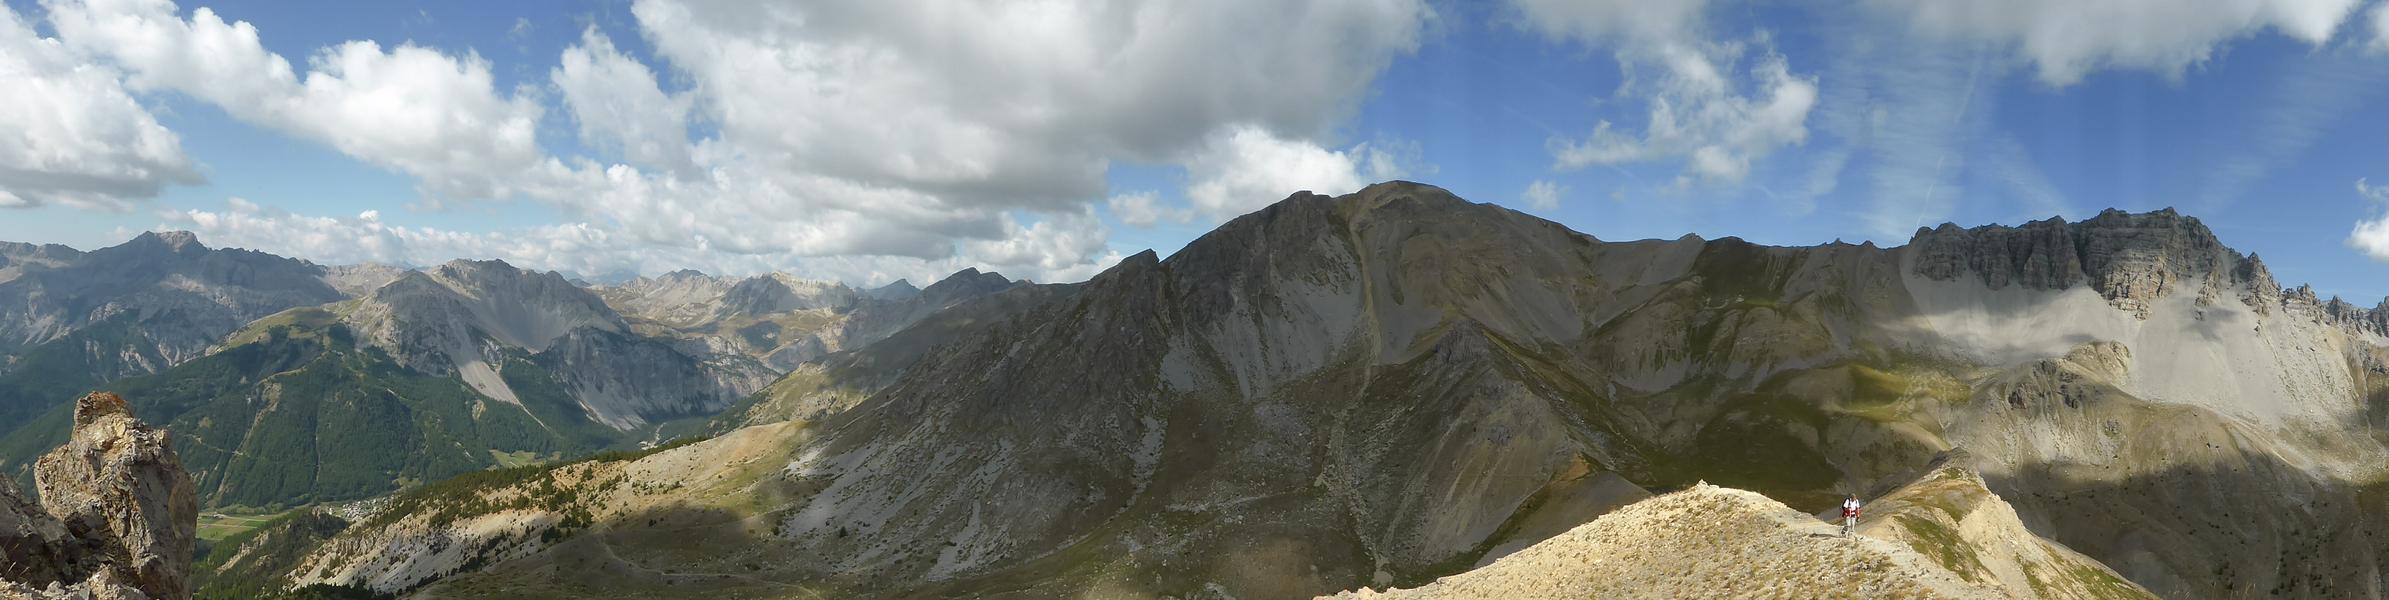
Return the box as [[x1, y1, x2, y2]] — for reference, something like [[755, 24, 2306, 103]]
[[861, 278, 920, 301], [69, 391, 130, 428], [1907, 208, 2249, 316], [128, 230, 204, 253], [2318, 296, 2389, 337], [433, 258, 527, 280], [936, 267, 1000, 283], [2, 392, 197, 600], [919, 267, 1016, 301], [1089, 249, 1162, 284]]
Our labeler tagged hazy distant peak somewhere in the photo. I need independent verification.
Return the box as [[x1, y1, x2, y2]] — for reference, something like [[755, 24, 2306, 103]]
[[126, 230, 204, 253], [862, 279, 920, 301]]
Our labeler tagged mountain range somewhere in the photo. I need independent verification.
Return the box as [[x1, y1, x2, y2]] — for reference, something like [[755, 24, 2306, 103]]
[[131, 181, 2380, 599], [0, 235, 1023, 513], [0, 232, 371, 424], [10, 181, 2389, 598]]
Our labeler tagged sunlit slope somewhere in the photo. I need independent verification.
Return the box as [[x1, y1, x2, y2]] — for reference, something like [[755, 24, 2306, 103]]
[[1325, 464, 2148, 600]]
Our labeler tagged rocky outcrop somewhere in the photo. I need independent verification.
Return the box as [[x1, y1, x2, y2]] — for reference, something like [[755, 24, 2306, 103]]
[[1909, 209, 2255, 317], [1, 392, 197, 600], [0, 479, 81, 594], [1909, 207, 2389, 332]]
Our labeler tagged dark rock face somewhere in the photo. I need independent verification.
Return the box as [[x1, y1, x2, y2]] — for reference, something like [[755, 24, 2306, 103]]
[[916, 268, 1017, 307], [825, 268, 1023, 356], [537, 328, 778, 429], [861, 279, 921, 302], [1, 391, 198, 600], [0, 479, 81, 592], [1908, 208, 2348, 320]]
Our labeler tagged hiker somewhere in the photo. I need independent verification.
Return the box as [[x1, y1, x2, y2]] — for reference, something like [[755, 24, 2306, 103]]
[[1839, 494, 1862, 536]]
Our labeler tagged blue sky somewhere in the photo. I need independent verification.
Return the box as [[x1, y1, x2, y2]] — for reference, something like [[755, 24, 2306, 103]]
[[5, 0, 2389, 300]]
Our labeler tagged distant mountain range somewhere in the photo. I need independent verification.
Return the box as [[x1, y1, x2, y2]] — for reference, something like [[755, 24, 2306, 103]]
[[0, 231, 383, 444], [602, 266, 1024, 372], [0, 233, 1022, 511]]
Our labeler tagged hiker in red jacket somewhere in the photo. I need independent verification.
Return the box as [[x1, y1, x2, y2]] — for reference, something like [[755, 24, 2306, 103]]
[[1840, 494, 1862, 536]]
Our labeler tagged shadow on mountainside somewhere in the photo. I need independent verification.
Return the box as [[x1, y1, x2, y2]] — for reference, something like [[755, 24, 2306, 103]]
[[1990, 450, 2389, 600], [412, 503, 853, 599]]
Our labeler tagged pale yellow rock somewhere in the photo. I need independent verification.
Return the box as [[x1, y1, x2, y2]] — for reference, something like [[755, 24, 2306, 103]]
[[1, 392, 198, 600]]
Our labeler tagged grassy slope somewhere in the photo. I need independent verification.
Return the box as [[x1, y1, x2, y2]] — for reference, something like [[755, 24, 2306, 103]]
[[195, 509, 391, 600]]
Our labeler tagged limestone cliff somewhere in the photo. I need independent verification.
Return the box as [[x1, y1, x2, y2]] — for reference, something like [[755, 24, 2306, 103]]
[[1910, 208, 2266, 317]]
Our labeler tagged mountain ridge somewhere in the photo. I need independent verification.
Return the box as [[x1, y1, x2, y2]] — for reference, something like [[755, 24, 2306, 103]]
[[275, 181, 2389, 598], [17, 182, 2389, 598], [1327, 462, 2152, 599]]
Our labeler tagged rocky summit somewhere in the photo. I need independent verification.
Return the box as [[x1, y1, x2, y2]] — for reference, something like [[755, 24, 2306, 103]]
[[1, 392, 197, 600], [1908, 208, 2277, 317]]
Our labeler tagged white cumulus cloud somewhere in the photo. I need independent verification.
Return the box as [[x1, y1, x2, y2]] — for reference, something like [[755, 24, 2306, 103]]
[[1522, 180, 1566, 211], [2349, 178, 2389, 261], [2369, 2, 2389, 52], [552, 27, 695, 174], [34, 0, 1432, 282], [1183, 126, 1422, 221], [1107, 191, 1189, 228], [1866, 0, 2364, 86], [0, 1, 198, 209], [41, 0, 546, 199], [157, 198, 1122, 285], [1515, 0, 1819, 185]]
